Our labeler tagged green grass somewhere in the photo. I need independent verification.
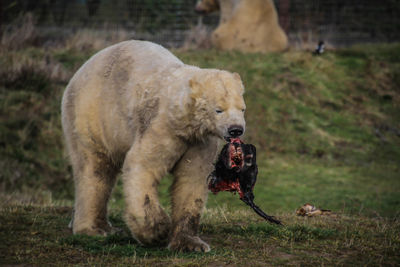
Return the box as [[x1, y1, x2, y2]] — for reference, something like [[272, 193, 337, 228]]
[[1, 41, 400, 265], [1, 206, 399, 266]]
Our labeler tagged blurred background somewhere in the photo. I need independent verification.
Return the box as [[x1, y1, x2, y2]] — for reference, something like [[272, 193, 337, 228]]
[[1, 0, 400, 48], [0, 0, 399, 218]]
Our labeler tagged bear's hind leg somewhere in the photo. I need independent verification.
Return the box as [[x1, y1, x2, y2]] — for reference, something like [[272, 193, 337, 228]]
[[70, 146, 119, 236], [169, 137, 219, 252]]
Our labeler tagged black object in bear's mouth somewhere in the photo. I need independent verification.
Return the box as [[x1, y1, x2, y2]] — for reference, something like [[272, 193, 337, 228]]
[[208, 138, 282, 225]]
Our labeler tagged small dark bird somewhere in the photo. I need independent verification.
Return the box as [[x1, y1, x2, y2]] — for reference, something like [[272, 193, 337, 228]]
[[313, 41, 325, 55], [208, 138, 282, 225]]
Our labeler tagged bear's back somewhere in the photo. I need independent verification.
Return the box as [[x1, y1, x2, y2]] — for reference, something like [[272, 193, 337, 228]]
[[63, 40, 185, 117], [76, 40, 183, 82], [120, 40, 184, 73]]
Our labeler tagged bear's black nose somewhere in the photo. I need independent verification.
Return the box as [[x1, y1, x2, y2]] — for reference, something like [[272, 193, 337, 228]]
[[228, 126, 243, 137]]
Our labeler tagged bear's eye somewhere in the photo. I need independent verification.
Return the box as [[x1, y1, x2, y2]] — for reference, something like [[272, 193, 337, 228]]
[[241, 109, 245, 112], [216, 109, 223, 114]]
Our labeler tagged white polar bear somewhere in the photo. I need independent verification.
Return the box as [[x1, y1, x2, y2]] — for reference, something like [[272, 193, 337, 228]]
[[61, 40, 246, 252]]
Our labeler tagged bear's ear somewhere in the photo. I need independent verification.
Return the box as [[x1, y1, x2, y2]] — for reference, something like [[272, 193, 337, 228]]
[[233, 72, 241, 82], [189, 78, 203, 99], [233, 72, 245, 94]]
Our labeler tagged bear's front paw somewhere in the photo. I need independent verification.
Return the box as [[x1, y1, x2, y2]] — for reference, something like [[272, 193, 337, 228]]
[[168, 234, 210, 252], [72, 219, 122, 237], [125, 214, 171, 246], [134, 224, 170, 246]]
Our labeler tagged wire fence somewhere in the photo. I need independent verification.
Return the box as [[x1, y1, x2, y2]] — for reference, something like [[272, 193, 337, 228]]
[[2, 0, 400, 48]]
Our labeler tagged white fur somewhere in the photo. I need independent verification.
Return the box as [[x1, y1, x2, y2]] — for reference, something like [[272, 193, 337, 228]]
[[61, 40, 246, 251]]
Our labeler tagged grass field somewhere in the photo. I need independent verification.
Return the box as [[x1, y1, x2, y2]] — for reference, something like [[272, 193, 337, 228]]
[[0, 31, 399, 265], [1, 206, 399, 266]]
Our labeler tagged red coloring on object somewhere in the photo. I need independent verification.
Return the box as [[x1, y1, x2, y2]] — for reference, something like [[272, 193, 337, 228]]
[[209, 178, 245, 199], [208, 137, 245, 199]]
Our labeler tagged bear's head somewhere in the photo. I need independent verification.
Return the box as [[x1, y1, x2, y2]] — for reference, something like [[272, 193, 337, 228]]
[[189, 70, 246, 141]]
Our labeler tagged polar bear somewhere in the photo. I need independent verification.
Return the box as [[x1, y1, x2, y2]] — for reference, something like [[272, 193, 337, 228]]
[[195, 0, 288, 53], [61, 40, 246, 252]]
